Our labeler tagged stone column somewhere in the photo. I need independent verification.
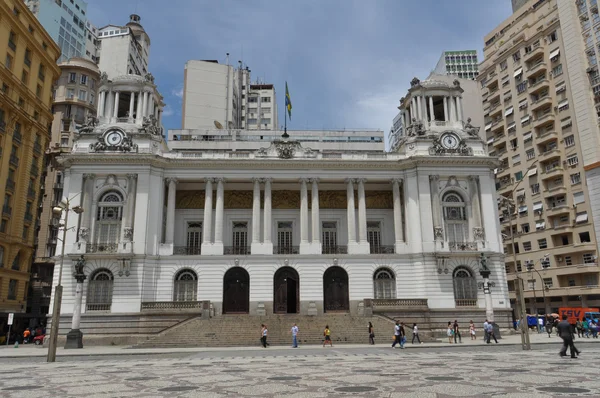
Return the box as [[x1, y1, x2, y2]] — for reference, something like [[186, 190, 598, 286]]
[[300, 178, 309, 245], [136, 90, 143, 124], [142, 92, 149, 118], [165, 178, 177, 244], [128, 92, 135, 122], [202, 178, 213, 245], [422, 96, 427, 121], [97, 91, 103, 115], [113, 91, 120, 119], [311, 178, 320, 250], [430, 175, 442, 240], [252, 178, 261, 244], [104, 90, 112, 118], [392, 178, 404, 245], [148, 94, 154, 118], [411, 97, 416, 121], [214, 178, 225, 245], [123, 174, 137, 243], [357, 178, 367, 243], [346, 178, 356, 244], [429, 96, 435, 122], [457, 96, 463, 122], [78, 173, 95, 243], [469, 176, 484, 242], [417, 96, 423, 120], [443, 96, 449, 122], [64, 262, 86, 349], [263, 178, 272, 245]]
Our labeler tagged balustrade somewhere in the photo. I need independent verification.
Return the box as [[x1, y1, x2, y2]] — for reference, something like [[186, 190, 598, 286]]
[[455, 299, 478, 307], [86, 243, 118, 254]]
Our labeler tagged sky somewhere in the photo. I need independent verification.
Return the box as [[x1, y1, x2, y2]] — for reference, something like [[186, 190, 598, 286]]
[[86, 0, 513, 138]]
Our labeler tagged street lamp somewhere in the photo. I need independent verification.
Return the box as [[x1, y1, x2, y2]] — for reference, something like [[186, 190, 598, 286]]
[[527, 254, 550, 327], [478, 253, 499, 336], [47, 196, 83, 363], [498, 160, 537, 350]]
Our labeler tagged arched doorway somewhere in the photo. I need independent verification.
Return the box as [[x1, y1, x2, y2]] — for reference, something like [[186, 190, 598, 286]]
[[223, 267, 250, 314], [273, 267, 299, 314], [323, 266, 349, 312]]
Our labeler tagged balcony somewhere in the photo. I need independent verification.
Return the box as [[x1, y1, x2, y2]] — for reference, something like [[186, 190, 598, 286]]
[[546, 204, 570, 215], [9, 154, 19, 167], [538, 148, 561, 162], [371, 298, 429, 313], [524, 45, 544, 62], [5, 179, 15, 192], [544, 185, 567, 195], [86, 243, 118, 253], [529, 78, 550, 94], [455, 299, 478, 307], [224, 246, 251, 255], [86, 303, 111, 312], [536, 130, 558, 145], [13, 130, 22, 143], [322, 245, 348, 254], [530, 95, 552, 111], [541, 166, 564, 180], [273, 246, 300, 255], [370, 245, 395, 254], [2, 205, 12, 217], [526, 61, 547, 75], [533, 113, 555, 128], [8, 39, 16, 51], [173, 246, 201, 255], [449, 242, 478, 251]]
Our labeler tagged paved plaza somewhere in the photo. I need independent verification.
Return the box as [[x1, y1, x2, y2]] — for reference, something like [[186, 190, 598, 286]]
[[0, 335, 599, 397]]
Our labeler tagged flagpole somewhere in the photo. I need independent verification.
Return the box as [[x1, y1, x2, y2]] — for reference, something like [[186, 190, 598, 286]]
[[282, 96, 289, 139]]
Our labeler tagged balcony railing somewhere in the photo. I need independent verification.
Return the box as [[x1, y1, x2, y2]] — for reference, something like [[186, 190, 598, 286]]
[[2, 205, 12, 216], [141, 301, 207, 311], [273, 246, 299, 255], [86, 303, 111, 311], [13, 130, 21, 143], [322, 245, 348, 254], [8, 39, 16, 51], [173, 246, 201, 255], [370, 245, 395, 254], [224, 246, 251, 255], [449, 242, 478, 251], [5, 179, 15, 191], [455, 299, 478, 307], [86, 243, 118, 253], [371, 298, 429, 313], [9, 154, 19, 166]]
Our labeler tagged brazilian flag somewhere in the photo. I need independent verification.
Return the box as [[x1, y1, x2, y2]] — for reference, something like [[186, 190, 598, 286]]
[[285, 82, 292, 119]]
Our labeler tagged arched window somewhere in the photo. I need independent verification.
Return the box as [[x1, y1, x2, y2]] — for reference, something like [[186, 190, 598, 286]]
[[373, 268, 396, 299], [95, 191, 123, 245], [453, 267, 477, 306], [86, 269, 114, 311], [443, 192, 468, 243], [173, 269, 198, 302]]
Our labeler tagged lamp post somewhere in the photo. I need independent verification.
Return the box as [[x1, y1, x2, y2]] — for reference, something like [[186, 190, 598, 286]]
[[479, 253, 500, 338], [65, 255, 86, 349], [499, 160, 537, 350], [47, 197, 83, 363], [527, 255, 549, 328]]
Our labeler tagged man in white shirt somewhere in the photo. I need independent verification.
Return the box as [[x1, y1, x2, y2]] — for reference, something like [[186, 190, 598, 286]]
[[291, 323, 299, 348], [538, 317, 544, 333]]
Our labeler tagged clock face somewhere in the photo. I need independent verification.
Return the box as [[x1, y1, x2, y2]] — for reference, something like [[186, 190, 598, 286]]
[[105, 130, 124, 146], [441, 133, 460, 149]]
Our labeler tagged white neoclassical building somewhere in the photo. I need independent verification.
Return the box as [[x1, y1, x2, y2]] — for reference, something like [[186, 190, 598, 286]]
[[50, 75, 511, 336]]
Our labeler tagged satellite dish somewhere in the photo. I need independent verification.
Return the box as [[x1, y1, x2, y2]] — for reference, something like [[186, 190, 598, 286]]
[[214, 120, 223, 129]]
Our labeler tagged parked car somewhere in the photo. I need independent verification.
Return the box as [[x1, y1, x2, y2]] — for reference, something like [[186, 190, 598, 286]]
[[33, 335, 45, 345]]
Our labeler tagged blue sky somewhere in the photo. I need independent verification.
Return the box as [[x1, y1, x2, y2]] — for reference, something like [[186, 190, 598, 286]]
[[87, 0, 512, 135]]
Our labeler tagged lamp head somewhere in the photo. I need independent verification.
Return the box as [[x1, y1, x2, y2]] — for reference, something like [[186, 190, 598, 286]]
[[52, 206, 63, 215]]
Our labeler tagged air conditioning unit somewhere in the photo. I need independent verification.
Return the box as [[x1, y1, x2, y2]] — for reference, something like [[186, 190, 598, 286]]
[[557, 256, 563, 262]]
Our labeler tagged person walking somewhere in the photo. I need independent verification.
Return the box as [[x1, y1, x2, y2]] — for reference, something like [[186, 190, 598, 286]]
[[469, 320, 476, 340], [546, 317, 554, 338], [399, 322, 407, 348], [23, 329, 30, 344], [260, 324, 268, 348], [323, 325, 333, 347], [538, 317, 544, 333], [557, 315, 580, 358], [411, 323, 422, 344], [484, 319, 498, 344], [391, 321, 402, 348], [368, 322, 375, 345], [453, 320, 462, 343], [447, 322, 454, 344], [291, 323, 299, 348], [576, 319, 583, 338]]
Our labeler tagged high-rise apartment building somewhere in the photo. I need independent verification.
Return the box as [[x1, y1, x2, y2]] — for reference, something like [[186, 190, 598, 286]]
[[512, 0, 530, 13], [24, 0, 88, 62], [27, 58, 100, 323], [433, 50, 480, 80], [84, 19, 99, 64], [182, 59, 278, 130], [97, 14, 150, 78], [0, 0, 61, 317], [478, 0, 600, 315]]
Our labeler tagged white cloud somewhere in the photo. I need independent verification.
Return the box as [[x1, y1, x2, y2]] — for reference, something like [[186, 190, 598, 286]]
[[172, 87, 183, 99], [162, 105, 175, 117]]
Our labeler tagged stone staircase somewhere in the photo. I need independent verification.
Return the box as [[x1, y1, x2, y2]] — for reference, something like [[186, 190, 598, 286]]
[[133, 314, 436, 348]]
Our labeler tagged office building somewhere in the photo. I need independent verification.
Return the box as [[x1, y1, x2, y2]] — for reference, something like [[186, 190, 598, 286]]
[[84, 19, 99, 64], [433, 50, 480, 80], [478, 0, 600, 315], [24, 0, 88, 62], [97, 14, 150, 78], [0, 0, 61, 318], [246, 84, 278, 130]]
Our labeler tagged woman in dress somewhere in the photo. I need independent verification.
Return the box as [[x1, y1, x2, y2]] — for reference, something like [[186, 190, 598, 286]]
[[368, 322, 375, 345], [469, 320, 476, 340], [447, 321, 453, 344], [260, 324, 268, 348]]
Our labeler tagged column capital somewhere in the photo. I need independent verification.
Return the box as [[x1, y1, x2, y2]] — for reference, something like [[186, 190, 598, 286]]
[[308, 178, 319, 183], [299, 178, 309, 184], [204, 177, 214, 184], [429, 175, 439, 182], [345, 178, 354, 185], [83, 173, 96, 180], [213, 177, 226, 183], [252, 177, 262, 183], [354, 178, 367, 184], [165, 177, 178, 185], [468, 175, 479, 182], [390, 178, 403, 185], [126, 173, 138, 181], [261, 177, 273, 183]]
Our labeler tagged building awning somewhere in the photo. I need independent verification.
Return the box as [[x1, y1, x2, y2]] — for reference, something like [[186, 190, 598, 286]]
[[516, 188, 525, 196], [527, 168, 538, 177], [485, 123, 492, 131], [533, 202, 544, 211], [561, 118, 572, 128], [507, 121, 516, 130], [556, 82, 566, 93], [523, 132, 533, 141], [518, 205, 528, 213], [514, 68, 523, 77], [521, 115, 530, 124], [558, 99, 569, 108], [573, 191, 585, 205], [576, 212, 589, 223], [536, 221, 546, 229], [519, 99, 528, 109], [487, 137, 495, 144], [505, 107, 514, 116], [550, 48, 560, 59]]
